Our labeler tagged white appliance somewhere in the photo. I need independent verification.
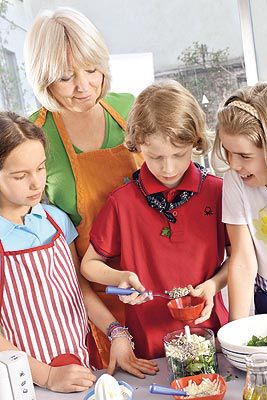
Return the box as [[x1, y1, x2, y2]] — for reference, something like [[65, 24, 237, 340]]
[[0, 350, 36, 400]]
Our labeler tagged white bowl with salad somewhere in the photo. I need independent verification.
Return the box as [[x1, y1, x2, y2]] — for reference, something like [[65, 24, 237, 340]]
[[217, 314, 267, 371]]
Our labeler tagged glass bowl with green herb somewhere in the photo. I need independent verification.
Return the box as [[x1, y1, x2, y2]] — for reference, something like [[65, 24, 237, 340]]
[[163, 327, 218, 381]]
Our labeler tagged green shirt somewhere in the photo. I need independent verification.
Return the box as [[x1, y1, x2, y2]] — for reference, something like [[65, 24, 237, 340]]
[[29, 92, 135, 226]]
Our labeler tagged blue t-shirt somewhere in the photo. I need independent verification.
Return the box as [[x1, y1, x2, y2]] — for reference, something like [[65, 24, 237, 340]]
[[0, 203, 77, 251]]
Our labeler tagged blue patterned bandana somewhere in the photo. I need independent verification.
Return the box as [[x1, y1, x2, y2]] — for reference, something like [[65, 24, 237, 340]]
[[133, 163, 208, 223]]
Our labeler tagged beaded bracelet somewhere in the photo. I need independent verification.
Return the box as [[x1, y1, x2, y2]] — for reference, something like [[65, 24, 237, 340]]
[[107, 321, 135, 349], [107, 321, 122, 338]]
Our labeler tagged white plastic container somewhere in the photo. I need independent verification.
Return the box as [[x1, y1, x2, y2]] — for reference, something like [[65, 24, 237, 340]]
[[0, 350, 36, 400]]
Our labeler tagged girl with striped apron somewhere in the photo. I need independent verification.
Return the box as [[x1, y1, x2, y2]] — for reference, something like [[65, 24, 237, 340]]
[[0, 111, 158, 391], [0, 212, 90, 368]]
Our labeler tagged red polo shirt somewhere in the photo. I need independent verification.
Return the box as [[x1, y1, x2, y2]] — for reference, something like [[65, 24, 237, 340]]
[[90, 162, 228, 359]]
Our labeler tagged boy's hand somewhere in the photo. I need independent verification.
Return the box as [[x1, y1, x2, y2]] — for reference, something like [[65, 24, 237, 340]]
[[107, 336, 159, 378], [47, 364, 96, 392], [118, 272, 151, 305], [188, 280, 216, 325]]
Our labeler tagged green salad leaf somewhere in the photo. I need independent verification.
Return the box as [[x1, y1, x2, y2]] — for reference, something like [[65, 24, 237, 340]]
[[247, 335, 267, 346]]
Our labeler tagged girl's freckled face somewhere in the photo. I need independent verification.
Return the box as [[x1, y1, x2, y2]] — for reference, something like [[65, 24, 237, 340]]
[[219, 129, 267, 187]]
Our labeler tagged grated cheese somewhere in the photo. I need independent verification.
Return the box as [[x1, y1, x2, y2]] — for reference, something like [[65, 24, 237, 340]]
[[183, 377, 221, 397]]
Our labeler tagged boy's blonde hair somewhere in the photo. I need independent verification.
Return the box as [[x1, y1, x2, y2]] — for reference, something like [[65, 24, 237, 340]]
[[212, 82, 267, 168], [24, 7, 110, 112], [125, 80, 209, 154]]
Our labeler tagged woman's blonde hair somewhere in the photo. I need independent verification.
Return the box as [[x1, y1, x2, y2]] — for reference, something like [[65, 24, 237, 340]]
[[212, 82, 267, 169], [125, 80, 209, 154], [24, 7, 110, 112]]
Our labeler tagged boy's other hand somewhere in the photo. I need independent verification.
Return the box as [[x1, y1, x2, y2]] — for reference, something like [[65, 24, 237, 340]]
[[47, 364, 96, 392], [188, 280, 216, 325], [118, 272, 151, 305], [107, 336, 159, 378]]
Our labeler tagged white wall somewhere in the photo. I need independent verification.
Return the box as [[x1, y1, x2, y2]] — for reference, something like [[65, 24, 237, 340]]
[[109, 53, 154, 95]]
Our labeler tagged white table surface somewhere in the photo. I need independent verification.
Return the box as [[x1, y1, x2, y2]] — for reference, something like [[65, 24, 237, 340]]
[[35, 354, 246, 400]]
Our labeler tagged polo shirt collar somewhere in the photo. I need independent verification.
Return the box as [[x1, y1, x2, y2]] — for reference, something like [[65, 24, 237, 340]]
[[139, 161, 202, 195], [0, 216, 15, 240], [0, 203, 47, 241], [30, 203, 47, 219]]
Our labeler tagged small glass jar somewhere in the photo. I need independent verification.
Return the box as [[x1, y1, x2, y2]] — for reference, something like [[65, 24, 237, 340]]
[[163, 327, 218, 381], [243, 353, 267, 400]]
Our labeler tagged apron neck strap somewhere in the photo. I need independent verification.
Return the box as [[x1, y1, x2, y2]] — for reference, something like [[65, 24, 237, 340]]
[[45, 211, 63, 235], [99, 99, 126, 131], [34, 107, 48, 128]]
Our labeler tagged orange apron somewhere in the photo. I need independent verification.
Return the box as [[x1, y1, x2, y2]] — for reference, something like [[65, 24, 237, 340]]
[[35, 101, 143, 368]]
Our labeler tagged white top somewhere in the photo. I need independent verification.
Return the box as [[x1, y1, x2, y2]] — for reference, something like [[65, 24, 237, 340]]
[[222, 170, 267, 279]]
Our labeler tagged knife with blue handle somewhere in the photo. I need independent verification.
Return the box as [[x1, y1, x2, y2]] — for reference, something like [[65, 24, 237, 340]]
[[105, 286, 170, 298], [149, 384, 188, 396], [105, 286, 139, 295]]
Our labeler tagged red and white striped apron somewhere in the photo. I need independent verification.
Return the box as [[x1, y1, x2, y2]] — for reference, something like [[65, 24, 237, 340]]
[[0, 213, 90, 367]]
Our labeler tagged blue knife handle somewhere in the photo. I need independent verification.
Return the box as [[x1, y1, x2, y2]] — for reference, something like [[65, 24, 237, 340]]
[[105, 286, 138, 295], [149, 384, 188, 396]]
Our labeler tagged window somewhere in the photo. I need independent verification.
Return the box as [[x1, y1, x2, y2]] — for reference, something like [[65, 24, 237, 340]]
[[0, 48, 25, 114], [154, 4, 247, 132]]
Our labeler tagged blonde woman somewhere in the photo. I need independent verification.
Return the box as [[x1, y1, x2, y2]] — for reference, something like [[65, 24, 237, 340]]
[[212, 83, 267, 320], [24, 7, 143, 368]]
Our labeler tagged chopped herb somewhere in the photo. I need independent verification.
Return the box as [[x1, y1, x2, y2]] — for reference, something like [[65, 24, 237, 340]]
[[247, 335, 267, 346], [161, 227, 171, 238], [224, 373, 238, 382]]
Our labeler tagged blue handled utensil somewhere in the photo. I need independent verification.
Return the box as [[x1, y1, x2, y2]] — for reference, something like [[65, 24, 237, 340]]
[[149, 384, 188, 396], [105, 286, 170, 299]]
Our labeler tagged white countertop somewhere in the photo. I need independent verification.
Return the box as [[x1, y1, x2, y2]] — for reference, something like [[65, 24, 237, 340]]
[[35, 354, 246, 400]]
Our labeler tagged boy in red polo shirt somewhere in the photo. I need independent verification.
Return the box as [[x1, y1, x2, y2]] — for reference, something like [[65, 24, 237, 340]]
[[81, 80, 229, 361]]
